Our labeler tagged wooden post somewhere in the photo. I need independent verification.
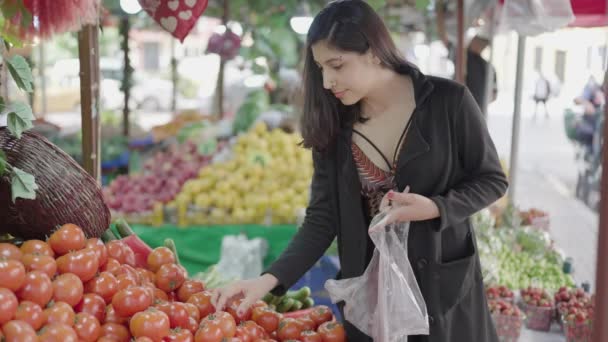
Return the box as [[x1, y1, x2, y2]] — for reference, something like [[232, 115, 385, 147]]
[[120, 16, 131, 139], [215, 0, 229, 118], [78, 24, 101, 181], [455, 0, 466, 83], [593, 68, 608, 342]]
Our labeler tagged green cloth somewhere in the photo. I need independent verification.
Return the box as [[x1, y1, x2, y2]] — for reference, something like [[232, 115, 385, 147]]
[[132, 224, 298, 275]]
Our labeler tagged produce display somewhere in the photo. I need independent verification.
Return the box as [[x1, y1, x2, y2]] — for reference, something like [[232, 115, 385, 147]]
[[176, 122, 313, 225], [103, 141, 214, 218], [488, 299, 524, 342], [262, 287, 315, 313], [151, 112, 207, 142], [485, 285, 515, 302], [555, 287, 595, 341], [520, 287, 555, 331]]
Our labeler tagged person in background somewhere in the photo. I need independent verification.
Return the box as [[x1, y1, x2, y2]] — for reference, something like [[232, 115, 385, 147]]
[[533, 71, 551, 120], [465, 31, 497, 112]]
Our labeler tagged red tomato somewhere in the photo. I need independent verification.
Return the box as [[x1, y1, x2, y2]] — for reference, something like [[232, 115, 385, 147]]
[[277, 318, 302, 341], [129, 309, 171, 342], [52, 273, 84, 307], [56, 248, 99, 282], [47, 223, 86, 256], [16, 270, 53, 307], [73, 312, 101, 342], [85, 238, 108, 267], [0, 243, 22, 261], [0, 259, 25, 291], [317, 322, 345, 342], [295, 316, 316, 331], [14, 301, 44, 330], [116, 273, 138, 291], [20, 239, 54, 257], [155, 263, 187, 292], [154, 287, 170, 302], [0, 288, 18, 325], [2, 320, 38, 342], [106, 241, 136, 267], [185, 317, 199, 334], [105, 304, 129, 324], [251, 307, 281, 334], [202, 312, 237, 338], [43, 301, 75, 326], [309, 306, 333, 327], [183, 303, 201, 322], [112, 286, 154, 317], [84, 271, 118, 303], [187, 291, 215, 319], [226, 297, 252, 323], [38, 323, 78, 342], [134, 337, 155, 342], [240, 321, 267, 340], [21, 254, 56, 278], [195, 322, 224, 342], [156, 302, 191, 329], [300, 330, 322, 342], [74, 293, 106, 323], [166, 328, 195, 342], [138, 268, 156, 284], [177, 279, 205, 302], [102, 258, 121, 274], [252, 300, 268, 309], [100, 322, 131, 342], [147, 247, 176, 272]]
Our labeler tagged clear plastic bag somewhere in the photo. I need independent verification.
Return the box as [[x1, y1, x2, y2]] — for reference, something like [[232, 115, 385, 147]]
[[325, 211, 429, 341], [500, 0, 574, 36]]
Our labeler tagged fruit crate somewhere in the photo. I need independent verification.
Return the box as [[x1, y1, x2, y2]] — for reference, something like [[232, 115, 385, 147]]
[[491, 313, 524, 342], [522, 303, 554, 331], [564, 320, 592, 342]]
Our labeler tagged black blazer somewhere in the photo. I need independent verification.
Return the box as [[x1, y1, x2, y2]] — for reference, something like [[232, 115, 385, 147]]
[[265, 65, 508, 342]]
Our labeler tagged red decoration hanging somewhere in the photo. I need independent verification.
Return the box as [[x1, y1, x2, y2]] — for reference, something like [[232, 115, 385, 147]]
[[138, 0, 209, 42], [2, 0, 100, 41]]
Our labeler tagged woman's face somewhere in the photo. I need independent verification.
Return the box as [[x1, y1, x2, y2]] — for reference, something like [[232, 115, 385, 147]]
[[311, 39, 379, 106]]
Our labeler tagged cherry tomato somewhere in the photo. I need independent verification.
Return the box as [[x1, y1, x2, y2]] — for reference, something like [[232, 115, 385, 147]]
[[317, 322, 346, 342], [14, 301, 44, 330], [56, 248, 99, 282], [43, 301, 75, 326], [0, 243, 22, 261], [166, 328, 194, 342], [177, 279, 205, 302], [102, 257, 121, 274], [85, 271, 118, 303], [187, 291, 215, 319], [21, 253, 56, 278], [155, 263, 187, 292], [156, 301, 191, 329], [251, 307, 281, 334], [20, 239, 54, 257], [277, 318, 302, 341], [100, 322, 131, 342], [0, 259, 25, 291], [147, 247, 176, 272], [105, 304, 129, 324], [85, 237, 108, 267], [112, 286, 154, 317], [129, 309, 171, 342], [73, 312, 101, 342], [16, 270, 53, 307], [47, 223, 86, 256], [38, 323, 79, 342], [309, 306, 333, 327], [2, 320, 38, 342], [226, 297, 253, 323], [195, 322, 224, 342], [74, 293, 106, 323], [0, 288, 18, 324], [300, 330, 322, 342], [52, 273, 84, 307], [202, 312, 236, 338]]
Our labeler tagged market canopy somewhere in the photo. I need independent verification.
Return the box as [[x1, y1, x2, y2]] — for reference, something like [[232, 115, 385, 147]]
[[498, 0, 608, 28]]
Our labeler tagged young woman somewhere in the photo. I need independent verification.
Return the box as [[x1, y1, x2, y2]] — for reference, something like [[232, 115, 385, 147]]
[[212, 1, 508, 340]]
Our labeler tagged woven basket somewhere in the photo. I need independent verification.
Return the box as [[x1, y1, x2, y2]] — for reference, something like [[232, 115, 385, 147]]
[[0, 127, 110, 240]]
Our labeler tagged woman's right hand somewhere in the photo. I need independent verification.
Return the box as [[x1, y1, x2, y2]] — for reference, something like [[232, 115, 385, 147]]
[[210, 273, 279, 316]]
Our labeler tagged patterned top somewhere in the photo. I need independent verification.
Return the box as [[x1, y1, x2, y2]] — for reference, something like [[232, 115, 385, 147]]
[[352, 142, 396, 218]]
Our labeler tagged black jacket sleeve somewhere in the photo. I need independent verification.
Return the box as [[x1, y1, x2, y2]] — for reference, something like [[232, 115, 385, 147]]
[[263, 150, 337, 295], [431, 87, 509, 231]]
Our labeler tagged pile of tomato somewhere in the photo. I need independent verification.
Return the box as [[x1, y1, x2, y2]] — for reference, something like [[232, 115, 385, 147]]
[[0, 223, 346, 342]]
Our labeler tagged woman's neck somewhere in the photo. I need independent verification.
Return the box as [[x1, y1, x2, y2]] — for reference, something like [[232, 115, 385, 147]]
[[360, 70, 411, 120]]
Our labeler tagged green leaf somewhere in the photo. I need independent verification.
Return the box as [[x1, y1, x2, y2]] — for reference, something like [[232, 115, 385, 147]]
[[0, 150, 6, 176], [10, 167, 38, 202], [7, 55, 33, 93], [7, 102, 34, 138]]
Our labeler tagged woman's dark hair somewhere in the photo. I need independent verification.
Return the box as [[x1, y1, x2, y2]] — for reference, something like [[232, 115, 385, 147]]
[[301, 0, 410, 152]]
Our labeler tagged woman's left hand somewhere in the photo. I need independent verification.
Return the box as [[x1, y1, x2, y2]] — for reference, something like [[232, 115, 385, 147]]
[[373, 187, 440, 230]]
